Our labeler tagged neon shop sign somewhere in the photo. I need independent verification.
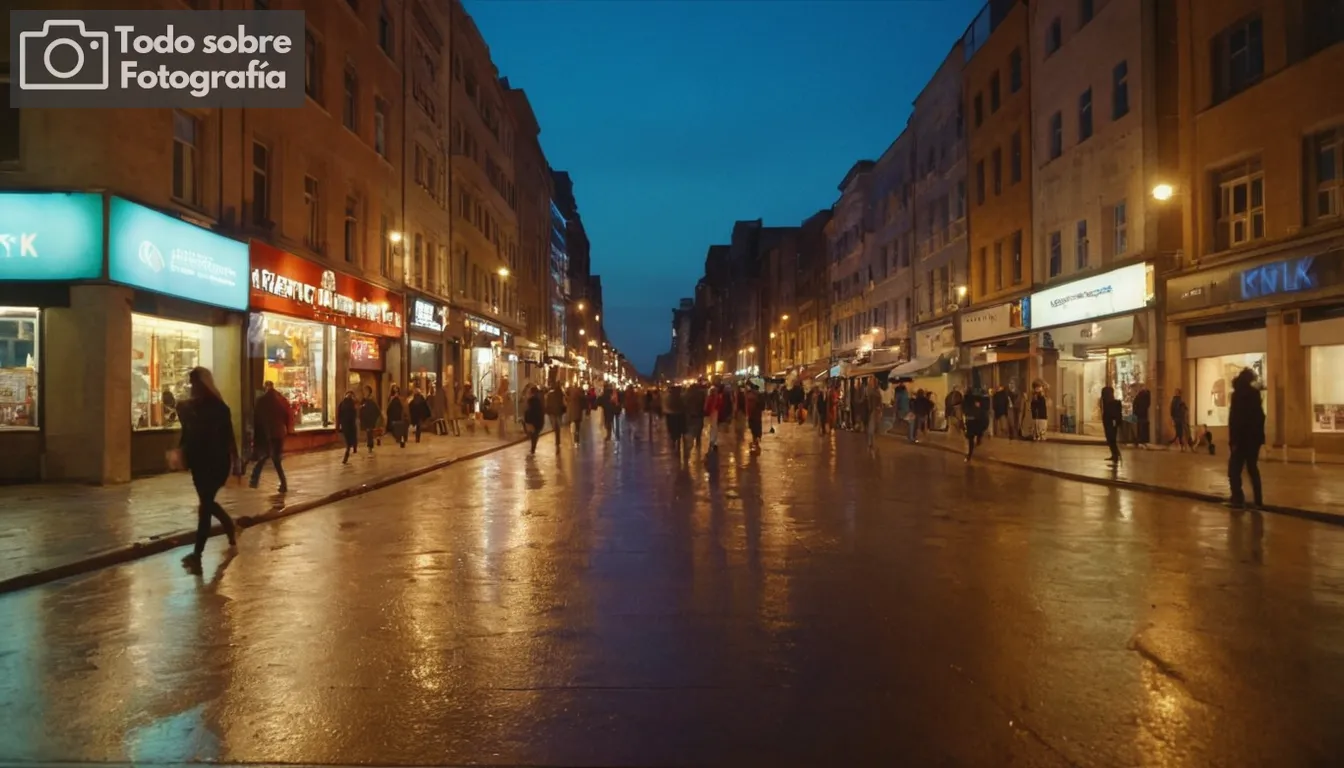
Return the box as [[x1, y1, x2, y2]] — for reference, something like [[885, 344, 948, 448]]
[[1240, 256, 1318, 300]]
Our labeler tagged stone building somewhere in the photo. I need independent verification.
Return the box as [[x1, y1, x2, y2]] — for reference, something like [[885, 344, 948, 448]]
[[868, 130, 919, 365], [1166, 0, 1344, 459], [826, 161, 875, 358]]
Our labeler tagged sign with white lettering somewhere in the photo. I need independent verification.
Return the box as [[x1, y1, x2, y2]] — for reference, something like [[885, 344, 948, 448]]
[[1029, 262, 1151, 329], [0, 192, 104, 281], [466, 314, 501, 337], [248, 241, 403, 336], [961, 300, 1027, 342], [915, 323, 956, 358], [410, 298, 447, 332], [109, 197, 249, 310]]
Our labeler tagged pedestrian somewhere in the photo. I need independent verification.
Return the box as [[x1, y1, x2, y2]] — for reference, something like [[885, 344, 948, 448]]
[[545, 383, 566, 450], [907, 389, 925, 443], [1132, 382, 1152, 449], [745, 384, 764, 452], [523, 385, 546, 455], [497, 379, 514, 439], [665, 384, 687, 455], [360, 385, 381, 454], [566, 383, 587, 445], [337, 389, 359, 463], [734, 386, 748, 435], [1227, 367, 1265, 509], [1006, 386, 1022, 440], [386, 384, 407, 448], [408, 385, 430, 443], [945, 386, 964, 435], [1101, 385, 1123, 463], [600, 385, 619, 441], [1169, 389, 1190, 451], [865, 378, 883, 450], [645, 388, 658, 436], [176, 367, 240, 572], [991, 385, 1010, 438], [963, 388, 990, 462], [248, 380, 291, 492], [705, 384, 725, 452], [1030, 386, 1048, 441], [431, 383, 450, 435], [683, 378, 707, 456], [460, 383, 478, 434], [623, 385, 644, 441]]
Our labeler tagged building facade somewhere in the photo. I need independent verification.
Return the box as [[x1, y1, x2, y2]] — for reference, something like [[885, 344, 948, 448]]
[[869, 131, 919, 365], [1028, 0, 1180, 437], [962, 0, 1035, 393], [827, 162, 876, 358], [1167, 0, 1344, 459]]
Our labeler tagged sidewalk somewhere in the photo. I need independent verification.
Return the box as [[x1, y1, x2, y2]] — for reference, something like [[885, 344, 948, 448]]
[[887, 427, 1344, 523], [0, 425, 540, 592]]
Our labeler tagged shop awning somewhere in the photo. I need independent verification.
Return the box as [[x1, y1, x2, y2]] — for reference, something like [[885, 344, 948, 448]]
[[796, 361, 828, 381], [888, 355, 947, 379], [846, 361, 894, 377]]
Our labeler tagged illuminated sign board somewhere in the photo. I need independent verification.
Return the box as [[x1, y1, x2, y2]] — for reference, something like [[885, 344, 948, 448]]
[[1029, 263, 1151, 329], [467, 314, 501, 337], [410, 298, 447, 332], [248, 241, 403, 336], [1240, 256, 1317, 300], [108, 197, 249, 310], [0, 192, 104, 281], [349, 334, 384, 370]]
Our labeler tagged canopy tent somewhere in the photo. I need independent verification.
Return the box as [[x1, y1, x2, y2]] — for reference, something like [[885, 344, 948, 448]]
[[888, 354, 951, 380]]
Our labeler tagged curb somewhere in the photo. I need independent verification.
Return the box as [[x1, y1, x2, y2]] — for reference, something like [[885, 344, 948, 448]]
[[885, 433, 1344, 527], [0, 432, 543, 595]]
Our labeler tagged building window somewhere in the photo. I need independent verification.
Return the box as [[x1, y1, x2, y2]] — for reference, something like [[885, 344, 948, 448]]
[[973, 92, 983, 128], [1049, 111, 1063, 159], [977, 247, 988, 296], [413, 234, 424, 286], [1306, 0, 1344, 57], [0, 308, 39, 428], [304, 31, 322, 103], [1078, 88, 1093, 142], [975, 160, 986, 204], [991, 148, 1002, 195], [1046, 17, 1062, 55], [993, 240, 1004, 290], [1048, 231, 1062, 277], [251, 141, 269, 225], [1112, 200, 1129, 256], [1311, 345, 1344, 432], [1112, 60, 1130, 118], [1011, 230, 1023, 285], [379, 213, 392, 277], [1215, 159, 1264, 250], [1075, 219, 1088, 270], [1310, 129, 1343, 222], [131, 314, 215, 431], [1009, 48, 1022, 93], [172, 110, 199, 206], [1213, 16, 1264, 103], [304, 175, 320, 251], [1195, 352, 1265, 427], [0, 73, 18, 163], [1080, 0, 1095, 26], [990, 71, 1001, 112], [256, 314, 336, 429], [378, 2, 394, 56], [344, 196, 359, 264], [342, 66, 358, 131], [374, 98, 388, 157], [1010, 131, 1022, 184], [955, 179, 966, 219]]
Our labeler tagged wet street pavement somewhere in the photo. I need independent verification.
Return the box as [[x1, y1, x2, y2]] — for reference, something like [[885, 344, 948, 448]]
[[2, 421, 1344, 767]]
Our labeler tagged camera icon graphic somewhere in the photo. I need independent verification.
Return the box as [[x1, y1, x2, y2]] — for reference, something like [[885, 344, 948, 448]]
[[18, 20, 110, 91]]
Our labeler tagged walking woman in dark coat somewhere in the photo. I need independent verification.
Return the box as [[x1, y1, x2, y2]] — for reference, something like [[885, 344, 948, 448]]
[[178, 367, 240, 571], [1227, 367, 1266, 509], [359, 385, 382, 454], [337, 390, 359, 463], [523, 385, 546, 454]]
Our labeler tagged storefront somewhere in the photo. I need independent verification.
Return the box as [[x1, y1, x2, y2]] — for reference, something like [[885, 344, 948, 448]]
[[889, 322, 961, 429], [1166, 242, 1344, 458], [463, 313, 507, 406], [0, 192, 104, 481], [407, 295, 449, 397], [960, 298, 1031, 395], [1027, 262, 1155, 437], [248, 241, 403, 450]]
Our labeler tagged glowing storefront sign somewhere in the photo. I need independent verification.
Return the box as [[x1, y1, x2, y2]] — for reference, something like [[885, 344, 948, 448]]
[[248, 241, 403, 336], [410, 298, 447, 332], [0, 192, 103, 281], [1029, 262, 1151, 329], [1240, 256, 1317, 300]]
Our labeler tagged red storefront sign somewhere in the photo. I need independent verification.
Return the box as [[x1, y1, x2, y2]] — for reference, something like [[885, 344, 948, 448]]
[[248, 241, 404, 337], [349, 334, 384, 370]]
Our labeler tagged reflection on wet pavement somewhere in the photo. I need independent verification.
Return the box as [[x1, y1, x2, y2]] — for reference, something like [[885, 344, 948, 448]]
[[1, 423, 1343, 766]]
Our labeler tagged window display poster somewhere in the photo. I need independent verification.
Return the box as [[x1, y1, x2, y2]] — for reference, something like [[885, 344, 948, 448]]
[[109, 197, 249, 311], [0, 192, 104, 281], [1194, 352, 1265, 428], [1311, 344, 1344, 432], [350, 335, 383, 370]]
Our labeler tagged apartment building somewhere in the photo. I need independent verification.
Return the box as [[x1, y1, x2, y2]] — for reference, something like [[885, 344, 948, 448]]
[[0, 0, 405, 481], [503, 82, 552, 384], [1029, 0, 1179, 437], [795, 210, 834, 370], [962, 0, 1034, 391], [1167, 0, 1344, 458], [868, 130, 918, 364], [827, 161, 875, 357]]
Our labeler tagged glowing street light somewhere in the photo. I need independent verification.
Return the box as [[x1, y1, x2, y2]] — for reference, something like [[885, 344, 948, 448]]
[[871, 326, 881, 335], [1152, 183, 1175, 202], [579, 328, 586, 336], [388, 231, 404, 244], [781, 314, 789, 321], [595, 315, 600, 322], [498, 267, 510, 277], [957, 285, 968, 299]]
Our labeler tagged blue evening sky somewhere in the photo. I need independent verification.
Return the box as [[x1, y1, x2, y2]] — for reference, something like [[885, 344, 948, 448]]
[[466, 0, 984, 374]]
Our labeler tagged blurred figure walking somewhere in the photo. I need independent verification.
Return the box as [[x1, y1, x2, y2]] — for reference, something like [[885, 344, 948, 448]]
[[177, 367, 240, 573], [1227, 368, 1266, 509], [249, 380, 291, 492]]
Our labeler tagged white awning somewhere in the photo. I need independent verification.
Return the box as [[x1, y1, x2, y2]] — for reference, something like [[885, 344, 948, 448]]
[[888, 356, 942, 379]]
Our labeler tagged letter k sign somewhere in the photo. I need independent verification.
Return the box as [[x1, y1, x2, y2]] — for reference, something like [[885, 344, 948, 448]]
[[0, 233, 38, 258]]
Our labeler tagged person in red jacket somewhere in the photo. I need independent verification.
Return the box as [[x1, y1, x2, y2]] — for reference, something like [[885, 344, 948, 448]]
[[249, 381, 292, 492], [704, 384, 725, 453]]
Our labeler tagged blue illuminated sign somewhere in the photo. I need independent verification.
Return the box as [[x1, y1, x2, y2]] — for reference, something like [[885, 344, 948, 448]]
[[0, 192, 103, 280], [1240, 256, 1317, 301], [108, 197, 249, 311]]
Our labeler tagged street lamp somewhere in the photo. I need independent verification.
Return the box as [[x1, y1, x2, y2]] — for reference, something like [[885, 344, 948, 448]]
[[498, 267, 510, 277], [1152, 183, 1175, 202], [577, 301, 586, 311], [579, 328, 586, 336], [595, 314, 600, 322], [388, 231, 403, 244], [956, 285, 967, 300]]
